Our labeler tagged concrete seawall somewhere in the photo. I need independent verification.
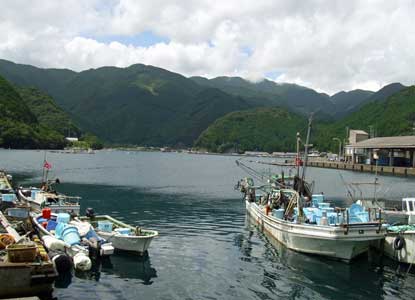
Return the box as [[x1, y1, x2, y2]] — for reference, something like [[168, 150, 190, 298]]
[[307, 160, 415, 177]]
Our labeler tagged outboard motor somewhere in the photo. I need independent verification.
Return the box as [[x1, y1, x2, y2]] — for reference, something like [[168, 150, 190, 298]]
[[86, 207, 95, 218]]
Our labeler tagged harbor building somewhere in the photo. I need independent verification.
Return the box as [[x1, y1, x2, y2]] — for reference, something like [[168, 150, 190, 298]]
[[345, 131, 415, 167]]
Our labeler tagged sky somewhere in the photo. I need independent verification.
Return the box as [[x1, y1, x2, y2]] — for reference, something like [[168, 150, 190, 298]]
[[0, 0, 414, 94]]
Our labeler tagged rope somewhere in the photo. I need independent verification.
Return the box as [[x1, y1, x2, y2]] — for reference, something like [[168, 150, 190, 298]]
[[0, 234, 15, 249]]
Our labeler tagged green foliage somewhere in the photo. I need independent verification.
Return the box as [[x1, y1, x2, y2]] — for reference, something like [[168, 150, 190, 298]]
[[313, 86, 415, 151], [79, 133, 104, 149], [16, 86, 81, 136], [195, 107, 307, 153], [0, 75, 66, 149]]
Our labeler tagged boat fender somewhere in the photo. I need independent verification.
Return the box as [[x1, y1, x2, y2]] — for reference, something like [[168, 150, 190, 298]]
[[393, 235, 405, 251], [49, 250, 72, 274], [73, 252, 92, 271]]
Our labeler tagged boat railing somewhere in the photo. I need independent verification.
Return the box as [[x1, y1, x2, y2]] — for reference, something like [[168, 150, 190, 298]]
[[341, 207, 383, 234]]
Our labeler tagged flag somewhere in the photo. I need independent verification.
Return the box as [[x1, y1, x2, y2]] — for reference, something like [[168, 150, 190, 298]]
[[43, 161, 52, 170]]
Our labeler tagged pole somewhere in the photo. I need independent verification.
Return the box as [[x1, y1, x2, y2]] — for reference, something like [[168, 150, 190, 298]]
[[333, 138, 342, 161], [296, 132, 301, 178]]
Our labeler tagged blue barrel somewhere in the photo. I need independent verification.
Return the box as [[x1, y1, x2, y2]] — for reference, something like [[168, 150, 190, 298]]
[[46, 220, 58, 231], [61, 226, 80, 245], [55, 223, 67, 239], [57, 213, 70, 224]]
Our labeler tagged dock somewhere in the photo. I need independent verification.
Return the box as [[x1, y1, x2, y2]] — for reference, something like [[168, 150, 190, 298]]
[[307, 160, 415, 177]]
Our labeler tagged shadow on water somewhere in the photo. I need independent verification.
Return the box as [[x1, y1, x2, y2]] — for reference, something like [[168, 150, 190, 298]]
[[55, 254, 157, 287]]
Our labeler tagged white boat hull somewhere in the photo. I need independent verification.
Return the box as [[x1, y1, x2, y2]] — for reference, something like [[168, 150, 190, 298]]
[[97, 230, 156, 254], [18, 189, 80, 216], [246, 201, 385, 262], [80, 215, 158, 254], [383, 231, 415, 264]]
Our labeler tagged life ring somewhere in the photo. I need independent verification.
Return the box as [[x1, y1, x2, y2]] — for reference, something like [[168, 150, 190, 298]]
[[393, 235, 405, 251], [0, 234, 15, 249]]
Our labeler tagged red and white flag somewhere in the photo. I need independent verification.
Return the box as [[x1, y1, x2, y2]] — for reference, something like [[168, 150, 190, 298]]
[[43, 161, 52, 170]]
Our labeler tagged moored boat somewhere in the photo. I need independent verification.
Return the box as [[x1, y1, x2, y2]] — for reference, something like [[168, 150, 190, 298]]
[[381, 198, 415, 264], [79, 212, 158, 255], [236, 117, 386, 262], [243, 185, 386, 262], [32, 212, 93, 271], [0, 211, 57, 298], [18, 187, 81, 216]]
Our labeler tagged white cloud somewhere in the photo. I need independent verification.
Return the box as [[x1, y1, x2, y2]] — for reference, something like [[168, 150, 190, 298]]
[[0, 0, 414, 94]]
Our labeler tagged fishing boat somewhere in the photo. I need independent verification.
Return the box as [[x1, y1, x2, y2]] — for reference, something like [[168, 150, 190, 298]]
[[241, 180, 386, 262], [236, 117, 386, 262], [0, 170, 19, 210], [18, 187, 81, 216], [79, 211, 158, 255], [0, 211, 57, 298], [381, 198, 415, 264], [32, 212, 94, 271]]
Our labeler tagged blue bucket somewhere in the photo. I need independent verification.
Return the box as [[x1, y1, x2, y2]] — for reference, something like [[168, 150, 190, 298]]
[[61, 226, 80, 245]]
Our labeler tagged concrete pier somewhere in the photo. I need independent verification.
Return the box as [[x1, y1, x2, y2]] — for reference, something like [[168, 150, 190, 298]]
[[307, 160, 415, 177]]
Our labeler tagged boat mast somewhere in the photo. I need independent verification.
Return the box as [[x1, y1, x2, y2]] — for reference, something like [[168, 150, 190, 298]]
[[296, 132, 301, 178], [297, 115, 313, 221], [301, 115, 313, 185]]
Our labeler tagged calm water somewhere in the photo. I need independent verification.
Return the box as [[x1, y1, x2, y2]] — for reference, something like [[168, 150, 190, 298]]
[[1, 149, 415, 300]]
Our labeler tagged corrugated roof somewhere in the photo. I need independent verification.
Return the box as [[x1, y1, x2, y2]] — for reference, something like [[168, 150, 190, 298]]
[[349, 136, 415, 149]]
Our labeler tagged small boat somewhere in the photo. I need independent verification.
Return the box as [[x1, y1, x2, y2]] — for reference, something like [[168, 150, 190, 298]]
[[0, 171, 18, 210], [18, 187, 81, 216], [0, 211, 57, 298], [79, 212, 158, 255], [32, 212, 94, 271], [381, 198, 415, 264]]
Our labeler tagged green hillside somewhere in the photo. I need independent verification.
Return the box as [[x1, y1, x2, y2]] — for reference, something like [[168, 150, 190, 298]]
[[0, 59, 409, 149], [0, 75, 65, 149], [191, 76, 335, 117], [195, 86, 415, 153], [0, 60, 254, 146], [314, 86, 415, 151], [195, 107, 307, 153], [17, 86, 81, 137]]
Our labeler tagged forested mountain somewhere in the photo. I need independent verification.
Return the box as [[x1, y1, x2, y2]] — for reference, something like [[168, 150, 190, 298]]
[[313, 85, 415, 151], [191, 76, 335, 117], [16, 86, 81, 137], [0, 59, 409, 150], [0, 75, 65, 149], [197, 86, 415, 153], [330, 89, 374, 118], [195, 107, 307, 153], [0, 60, 253, 146]]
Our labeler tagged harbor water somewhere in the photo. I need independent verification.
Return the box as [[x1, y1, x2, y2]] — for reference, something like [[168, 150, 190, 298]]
[[1, 149, 415, 300]]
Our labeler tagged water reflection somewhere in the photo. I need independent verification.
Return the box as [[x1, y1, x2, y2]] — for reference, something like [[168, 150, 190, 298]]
[[101, 253, 157, 284]]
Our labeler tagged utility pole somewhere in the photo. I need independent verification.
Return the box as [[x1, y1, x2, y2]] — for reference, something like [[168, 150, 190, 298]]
[[332, 138, 342, 161]]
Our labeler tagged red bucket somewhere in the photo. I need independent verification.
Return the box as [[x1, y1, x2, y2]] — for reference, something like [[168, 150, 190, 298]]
[[42, 208, 51, 219]]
